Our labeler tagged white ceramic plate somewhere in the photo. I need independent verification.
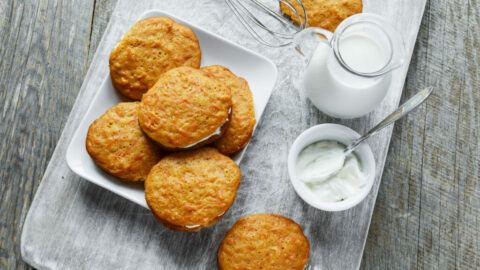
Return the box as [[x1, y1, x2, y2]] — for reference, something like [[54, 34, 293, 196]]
[[66, 10, 278, 208]]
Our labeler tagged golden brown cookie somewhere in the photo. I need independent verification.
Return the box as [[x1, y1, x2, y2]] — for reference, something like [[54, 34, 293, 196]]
[[280, 0, 363, 32], [109, 16, 201, 100], [218, 214, 310, 270], [145, 148, 241, 232], [202, 66, 256, 156], [138, 67, 232, 150], [86, 102, 162, 182]]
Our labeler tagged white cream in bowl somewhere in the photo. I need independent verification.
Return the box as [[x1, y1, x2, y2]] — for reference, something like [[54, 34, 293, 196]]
[[296, 140, 367, 202], [288, 124, 376, 211]]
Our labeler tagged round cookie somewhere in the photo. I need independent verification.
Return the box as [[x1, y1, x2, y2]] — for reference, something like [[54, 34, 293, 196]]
[[109, 16, 201, 100], [202, 66, 256, 156], [138, 67, 232, 150], [145, 147, 241, 231], [86, 102, 162, 182], [280, 0, 363, 32], [218, 214, 310, 270]]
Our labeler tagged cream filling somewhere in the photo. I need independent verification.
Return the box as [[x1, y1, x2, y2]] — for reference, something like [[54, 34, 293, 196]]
[[181, 211, 226, 230], [180, 109, 231, 149], [184, 224, 201, 229], [181, 125, 223, 149]]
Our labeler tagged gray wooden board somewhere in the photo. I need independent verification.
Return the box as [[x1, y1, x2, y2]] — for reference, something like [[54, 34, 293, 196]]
[[14, 0, 430, 269]]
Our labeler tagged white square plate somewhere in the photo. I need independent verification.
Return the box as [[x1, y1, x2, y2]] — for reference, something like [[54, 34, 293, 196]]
[[66, 10, 278, 208]]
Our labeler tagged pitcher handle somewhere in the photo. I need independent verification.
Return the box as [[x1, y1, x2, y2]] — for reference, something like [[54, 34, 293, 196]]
[[290, 27, 333, 93], [293, 27, 333, 62]]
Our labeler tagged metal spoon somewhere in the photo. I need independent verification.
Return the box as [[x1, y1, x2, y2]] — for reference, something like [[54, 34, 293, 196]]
[[319, 86, 434, 182]]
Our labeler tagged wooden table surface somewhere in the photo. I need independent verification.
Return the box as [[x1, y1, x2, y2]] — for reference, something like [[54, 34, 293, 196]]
[[0, 0, 478, 269]]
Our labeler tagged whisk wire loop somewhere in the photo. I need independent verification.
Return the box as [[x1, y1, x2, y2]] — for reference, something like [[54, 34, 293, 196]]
[[226, 0, 308, 47]]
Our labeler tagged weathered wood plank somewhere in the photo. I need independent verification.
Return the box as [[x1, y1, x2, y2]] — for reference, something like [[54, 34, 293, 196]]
[[457, 2, 480, 269], [0, 0, 95, 269], [88, 0, 118, 64], [362, 0, 480, 269]]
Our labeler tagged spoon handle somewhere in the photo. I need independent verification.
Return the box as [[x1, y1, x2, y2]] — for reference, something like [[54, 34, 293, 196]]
[[344, 86, 434, 155]]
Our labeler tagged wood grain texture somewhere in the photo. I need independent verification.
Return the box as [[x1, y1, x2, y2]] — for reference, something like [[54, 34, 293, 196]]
[[361, 0, 480, 269], [0, 0, 95, 269], [0, 0, 478, 270], [88, 0, 117, 64]]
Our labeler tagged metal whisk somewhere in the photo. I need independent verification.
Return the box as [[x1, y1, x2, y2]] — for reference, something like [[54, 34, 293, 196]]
[[225, 0, 308, 47]]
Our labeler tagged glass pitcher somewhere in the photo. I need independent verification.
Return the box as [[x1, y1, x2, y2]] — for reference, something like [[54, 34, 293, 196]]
[[293, 13, 406, 119]]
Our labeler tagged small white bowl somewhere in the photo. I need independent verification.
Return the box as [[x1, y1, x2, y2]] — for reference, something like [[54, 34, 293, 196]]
[[288, 124, 376, 211]]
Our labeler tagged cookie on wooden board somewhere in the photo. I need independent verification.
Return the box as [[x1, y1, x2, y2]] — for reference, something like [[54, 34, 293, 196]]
[[218, 213, 310, 270]]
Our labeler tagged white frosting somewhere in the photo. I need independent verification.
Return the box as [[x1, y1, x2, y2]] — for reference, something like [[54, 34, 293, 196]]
[[184, 224, 201, 229], [296, 141, 367, 202], [181, 126, 223, 149], [181, 108, 231, 149]]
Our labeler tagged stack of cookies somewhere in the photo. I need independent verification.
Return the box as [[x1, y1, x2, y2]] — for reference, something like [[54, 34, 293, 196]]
[[86, 16, 255, 232], [86, 16, 311, 269]]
